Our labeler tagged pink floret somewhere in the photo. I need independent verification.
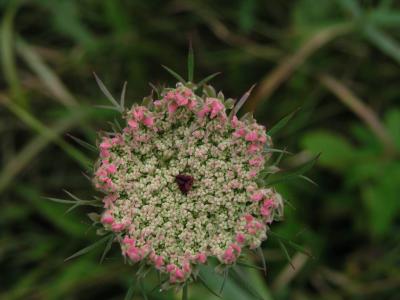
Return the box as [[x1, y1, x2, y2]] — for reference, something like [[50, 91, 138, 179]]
[[132, 106, 146, 121], [260, 199, 275, 216], [100, 140, 112, 150], [128, 119, 138, 129], [250, 191, 264, 202], [111, 223, 125, 232], [209, 99, 224, 119], [249, 156, 264, 167], [168, 102, 178, 115], [101, 211, 114, 224], [143, 116, 154, 127], [245, 131, 258, 142], [236, 233, 246, 244], [196, 252, 207, 264]]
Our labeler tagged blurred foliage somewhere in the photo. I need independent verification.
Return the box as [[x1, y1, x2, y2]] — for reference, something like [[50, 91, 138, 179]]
[[0, 0, 399, 299]]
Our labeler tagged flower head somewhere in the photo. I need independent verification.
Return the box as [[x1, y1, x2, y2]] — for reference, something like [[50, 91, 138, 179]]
[[93, 82, 283, 285]]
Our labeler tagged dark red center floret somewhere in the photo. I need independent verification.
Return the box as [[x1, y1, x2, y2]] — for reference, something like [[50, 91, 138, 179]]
[[175, 174, 194, 195]]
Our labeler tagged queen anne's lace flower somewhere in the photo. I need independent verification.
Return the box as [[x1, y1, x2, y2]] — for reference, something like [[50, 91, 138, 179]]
[[93, 83, 283, 284]]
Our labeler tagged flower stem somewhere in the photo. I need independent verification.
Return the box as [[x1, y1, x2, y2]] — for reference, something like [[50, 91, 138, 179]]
[[182, 284, 189, 300]]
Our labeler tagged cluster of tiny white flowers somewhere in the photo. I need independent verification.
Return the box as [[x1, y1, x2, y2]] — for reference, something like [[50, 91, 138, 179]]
[[93, 83, 283, 284]]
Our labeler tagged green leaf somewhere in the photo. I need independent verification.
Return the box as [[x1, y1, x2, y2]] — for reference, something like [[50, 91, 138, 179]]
[[256, 247, 267, 275], [162, 65, 186, 84], [124, 279, 136, 300], [100, 234, 114, 264], [265, 154, 319, 186], [187, 43, 194, 82], [362, 166, 400, 237], [301, 130, 356, 171], [198, 274, 222, 299], [298, 175, 318, 186], [94, 105, 121, 111], [67, 134, 96, 152], [241, 263, 274, 300], [230, 267, 264, 300], [264, 148, 292, 155], [272, 147, 289, 166], [267, 108, 300, 136], [45, 197, 77, 204], [236, 261, 265, 271], [93, 72, 123, 112], [219, 268, 228, 295], [270, 231, 313, 258], [197, 72, 221, 86], [120, 81, 127, 109], [65, 234, 112, 261], [139, 280, 148, 300], [230, 84, 256, 118], [45, 197, 101, 208]]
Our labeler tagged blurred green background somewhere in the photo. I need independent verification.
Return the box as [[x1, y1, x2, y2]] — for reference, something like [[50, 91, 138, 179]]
[[1, 0, 399, 299]]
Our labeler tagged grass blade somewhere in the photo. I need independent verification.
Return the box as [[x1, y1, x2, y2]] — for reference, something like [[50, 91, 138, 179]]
[[272, 147, 288, 166], [63, 190, 83, 202], [365, 25, 400, 65], [230, 84, 256, 117], [298, 175, 318, 186], [266, 154, 319, 186], [267, 108, 300, 136], [236, 261, 265, 271], [188, 42, 194, 82], [264, 148, 292, 155], [100, 234, 114, 264], [67, 133, 96, 152], [120, 81, 127, 109], [65, 234, 112, 261], [65, 203, 80, 214], [93, 72, 123, 112], [197, 72, 221, 86], [257, 247, 267, 275], [269, 231, 313, 258], [124, 279, 137, 300], [1, 1, 26, 107], [0, 95, 93, 192], [45, 197, 76, 204], [139, 279, 148, 300], [94, 104, 121, 111], [16, 38, 78, 107], [219, 268, 229, 295], [162, 65, 186, 83]]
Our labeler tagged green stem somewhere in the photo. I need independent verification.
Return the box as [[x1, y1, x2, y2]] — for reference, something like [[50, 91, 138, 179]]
[[182, 284, 189, 300]]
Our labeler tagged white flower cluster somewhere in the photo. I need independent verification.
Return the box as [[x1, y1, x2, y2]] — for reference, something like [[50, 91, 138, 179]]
[[93, 83, 283, 284]]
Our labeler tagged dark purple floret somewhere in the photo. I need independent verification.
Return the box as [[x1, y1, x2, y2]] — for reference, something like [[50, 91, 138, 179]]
[[175, 174, 194, 195]]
